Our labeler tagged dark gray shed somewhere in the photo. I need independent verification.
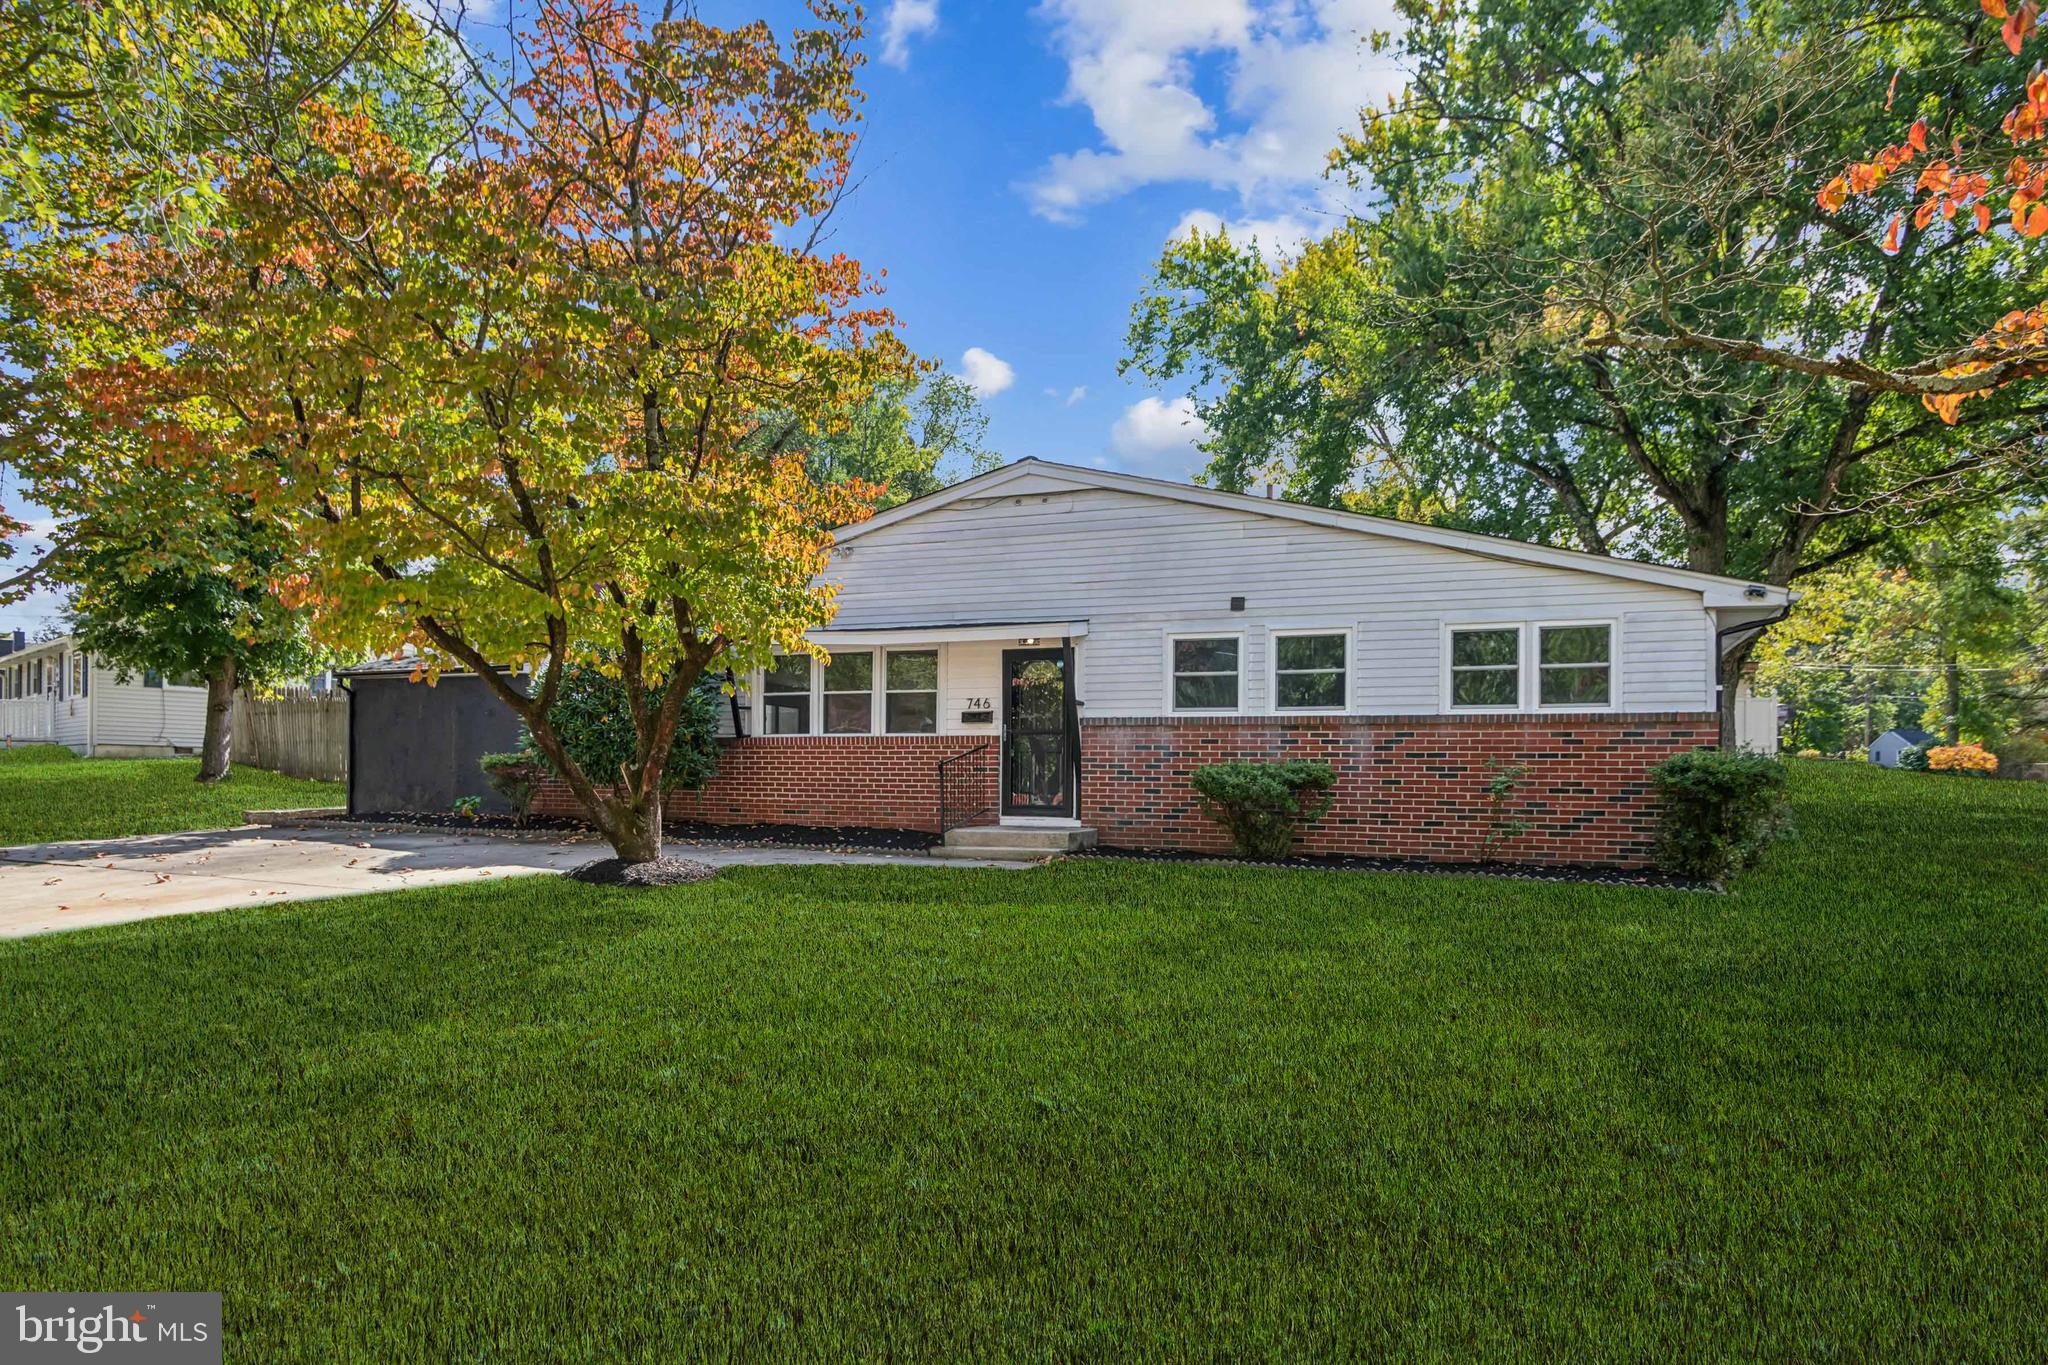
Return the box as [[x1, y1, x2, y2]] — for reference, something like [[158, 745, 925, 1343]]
[[340, 662, 529, 816]]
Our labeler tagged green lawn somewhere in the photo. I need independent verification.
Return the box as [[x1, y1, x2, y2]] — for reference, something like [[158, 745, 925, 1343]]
[[2, 763, 2043, 1359], [0, 744, 343, 845]]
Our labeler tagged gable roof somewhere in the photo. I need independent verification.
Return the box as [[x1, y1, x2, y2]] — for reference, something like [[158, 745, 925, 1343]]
[[1876, 728, 1936, 745], [836, 459, 1792, 608]]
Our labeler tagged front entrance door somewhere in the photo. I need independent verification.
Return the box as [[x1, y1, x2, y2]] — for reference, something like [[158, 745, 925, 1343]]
[[1001, 648, 1074, 817]]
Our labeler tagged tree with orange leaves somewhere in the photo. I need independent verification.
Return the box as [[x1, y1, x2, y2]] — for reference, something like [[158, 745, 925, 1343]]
[[21, 0, 914, 861]]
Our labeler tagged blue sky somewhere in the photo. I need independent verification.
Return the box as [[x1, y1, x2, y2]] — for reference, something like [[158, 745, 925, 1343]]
[[1, 0, 1404, 633]]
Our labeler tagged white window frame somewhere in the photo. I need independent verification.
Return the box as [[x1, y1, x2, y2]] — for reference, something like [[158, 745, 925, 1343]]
[[1532, 619, 1619, 713], [1164, 630, 1246, 715], [1442, 623, 1527, 714], [819, 647, 878, 735], [757, 654, 817, 736], [1268, 627, 1352, 714], [882, 647, 943, 736]]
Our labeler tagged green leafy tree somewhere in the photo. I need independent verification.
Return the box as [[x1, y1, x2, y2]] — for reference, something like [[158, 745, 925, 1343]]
[[1127, 0, 2048, 742], [755, 372, 1001, 508], [60, 487, 317, 781]]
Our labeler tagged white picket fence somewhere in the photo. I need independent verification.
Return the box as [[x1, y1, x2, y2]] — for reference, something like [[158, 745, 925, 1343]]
[[0, 697, 54, 745], [232, 689, 349, 781]]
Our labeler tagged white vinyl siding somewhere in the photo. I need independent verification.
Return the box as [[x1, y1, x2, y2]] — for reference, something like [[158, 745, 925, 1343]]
[[825, 484, 1716, 717]]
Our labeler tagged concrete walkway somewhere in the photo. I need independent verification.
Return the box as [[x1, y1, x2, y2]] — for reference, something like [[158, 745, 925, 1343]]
[[0, 827, 1015, 938]]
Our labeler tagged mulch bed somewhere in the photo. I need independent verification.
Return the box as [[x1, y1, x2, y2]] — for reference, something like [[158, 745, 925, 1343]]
[[339, 812, 936, 854], [565, 855, 718, 887], [1072, 845, 1712, 891]]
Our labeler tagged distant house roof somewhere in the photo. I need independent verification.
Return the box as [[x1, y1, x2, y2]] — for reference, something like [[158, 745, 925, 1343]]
[[1876, 728, 1936, 746]]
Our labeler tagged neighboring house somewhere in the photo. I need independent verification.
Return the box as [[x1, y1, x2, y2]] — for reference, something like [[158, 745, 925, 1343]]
[[0, 633, 209, 756], [1869, 728, 1937, 768], [513, 459, 1787, 866]]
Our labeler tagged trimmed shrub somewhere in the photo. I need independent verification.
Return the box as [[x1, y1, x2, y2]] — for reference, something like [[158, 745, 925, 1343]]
[[1189, 760, 1336, 860], [1926, 743, 1998, 776], [480, 749, 549, 825], [1651, 749, 1790, 882], [1896, 744, 1930, 772], [1796, 748, 1823, 760]]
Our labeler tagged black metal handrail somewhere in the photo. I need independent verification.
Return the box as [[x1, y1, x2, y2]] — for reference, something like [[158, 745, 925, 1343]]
[[937, 741, 994, 837]]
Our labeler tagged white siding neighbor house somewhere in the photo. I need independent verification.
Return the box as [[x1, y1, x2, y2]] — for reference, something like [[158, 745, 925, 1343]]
[[0, 634, 209, 757], [558, 458, 1793, 868]]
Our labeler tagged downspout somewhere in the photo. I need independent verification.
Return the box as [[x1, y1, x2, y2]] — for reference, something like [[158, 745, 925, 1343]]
[[339, 676, 357, 814], [725, 668, 745, 738]]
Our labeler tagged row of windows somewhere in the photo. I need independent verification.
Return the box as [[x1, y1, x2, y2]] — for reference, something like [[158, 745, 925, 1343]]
[[1, 652, 92, 701], [1168, 622, 1613, 715], [748, 623, 1617, 734], [759, 649, 941, 736]]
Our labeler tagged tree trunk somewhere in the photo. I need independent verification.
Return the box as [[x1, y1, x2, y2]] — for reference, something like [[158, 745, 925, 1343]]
[[600, 789, 664, 862], [195, 655, 236, 783], [1944, 651, 1962, 746]]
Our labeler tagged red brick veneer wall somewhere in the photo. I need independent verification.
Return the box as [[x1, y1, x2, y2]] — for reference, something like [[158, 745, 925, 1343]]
[[1079, 713, 1718, 867], [530, 735, 998, 833]]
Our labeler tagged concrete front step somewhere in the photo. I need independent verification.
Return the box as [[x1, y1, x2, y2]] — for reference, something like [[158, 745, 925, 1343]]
[[943, 824, 1097, 853]]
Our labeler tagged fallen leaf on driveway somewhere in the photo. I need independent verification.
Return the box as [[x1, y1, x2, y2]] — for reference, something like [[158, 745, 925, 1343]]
[[347, 858, 359, 867], [153, 873, 171, 883], [43, 878, 60, 885]]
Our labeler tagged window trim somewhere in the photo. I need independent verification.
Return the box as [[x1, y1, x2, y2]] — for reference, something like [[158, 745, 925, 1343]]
[[1442, 623, 1528, 714], [1164, 630, 1246, 715], [757, 653, 816, 737], [1268, 627, 1352, 714], [1533, 619, 1619, 713], [820, 647, 878, 735], [882, 647, 943, 736]]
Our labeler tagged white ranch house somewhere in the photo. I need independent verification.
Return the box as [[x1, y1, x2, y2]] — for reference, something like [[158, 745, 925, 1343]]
[[0, 633, 208, 756], [519, 459, 1791, 866]]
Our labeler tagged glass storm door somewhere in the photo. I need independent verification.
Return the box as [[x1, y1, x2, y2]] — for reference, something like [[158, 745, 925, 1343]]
[[1002, 648, 1072, 817]]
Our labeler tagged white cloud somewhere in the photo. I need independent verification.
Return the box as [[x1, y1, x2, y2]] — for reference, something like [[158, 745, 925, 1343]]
[[1170, 208, 1317, 259], [880, 0, 940, 68], [1110, 395, 1210, 477], [1022, 0, 1402, 225], [958, 346, 1015, 396]]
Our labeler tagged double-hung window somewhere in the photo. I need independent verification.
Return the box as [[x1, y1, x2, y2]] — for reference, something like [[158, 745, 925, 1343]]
[[1273, 632, 1348, 711], [1537, 624, 1613, 708], [1448, 627, 1522, 709], [885, 650, 939, 734], [1169, 635, 1241, 712], [822, 652, 874, 734], [761, 655, 812, 734]]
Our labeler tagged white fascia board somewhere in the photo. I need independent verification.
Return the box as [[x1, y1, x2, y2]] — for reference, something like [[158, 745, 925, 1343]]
[[809, 621, 1090, 647]]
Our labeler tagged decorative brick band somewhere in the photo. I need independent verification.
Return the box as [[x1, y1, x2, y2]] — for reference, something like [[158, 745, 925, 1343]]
[[530, 734, 997, 833], [1079, 714, 1717, 867]]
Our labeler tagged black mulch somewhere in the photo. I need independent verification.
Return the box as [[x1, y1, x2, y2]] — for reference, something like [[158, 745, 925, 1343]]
[[566, 855, 718, 887], [340, 812, 936, 854], [348, 811, 592, 834], [1073, 845, 1713, 891]]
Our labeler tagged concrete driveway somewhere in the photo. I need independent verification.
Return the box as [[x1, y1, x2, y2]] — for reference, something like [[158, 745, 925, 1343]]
[[0, 827, 1001, 938]]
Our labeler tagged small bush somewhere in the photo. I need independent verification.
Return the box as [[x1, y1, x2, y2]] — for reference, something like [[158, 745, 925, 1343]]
[[1896, 744, 1930, 772], [1796, 748, 1823, 760], [1927, 743, 1998, 776], [481, 749, 549, 825], [1189, 760, 1336, 860], [533, 661, 723, 792], [1651, 749, 1790, 882]]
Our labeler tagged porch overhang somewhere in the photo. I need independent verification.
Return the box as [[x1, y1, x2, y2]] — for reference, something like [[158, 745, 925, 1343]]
[[809, 620, 1090, 648]]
